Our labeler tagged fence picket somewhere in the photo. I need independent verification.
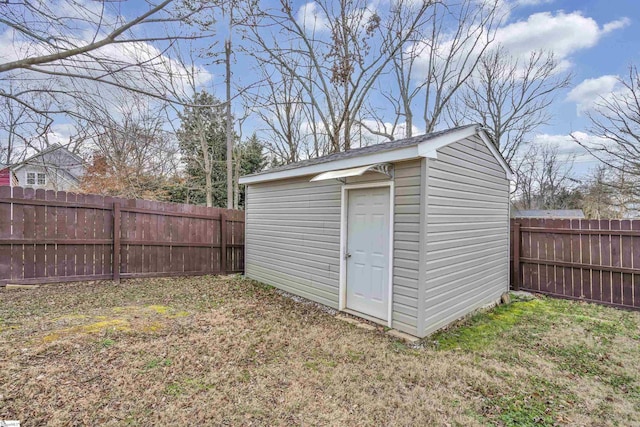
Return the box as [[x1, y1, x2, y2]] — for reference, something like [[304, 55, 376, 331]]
[[22, 188, 36, 279], [580, 219, 591, 301], [633, 220, 640, 308], [610, 220, 623, 305], [589, 219, 602, 302], [0, 187, 12, 280], [621, 220, 633, 306], [34, 189, 46, 279]]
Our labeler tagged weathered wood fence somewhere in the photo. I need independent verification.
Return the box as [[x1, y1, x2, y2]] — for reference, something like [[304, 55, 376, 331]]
[[0, 186, 245, 286], [511, 218, 640, 310]]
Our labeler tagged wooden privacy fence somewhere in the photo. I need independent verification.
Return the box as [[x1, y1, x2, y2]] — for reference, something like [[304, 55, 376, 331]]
[[0, 186, 245, 286], [511, 218, 640, 310]]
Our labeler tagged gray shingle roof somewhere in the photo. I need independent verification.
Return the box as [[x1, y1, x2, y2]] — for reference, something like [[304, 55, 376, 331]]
[[244, 124, 479, 179], [513, 209, 585, 219]]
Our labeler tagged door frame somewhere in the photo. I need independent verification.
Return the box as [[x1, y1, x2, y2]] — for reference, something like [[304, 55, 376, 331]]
[[339, 181, 395, 327]]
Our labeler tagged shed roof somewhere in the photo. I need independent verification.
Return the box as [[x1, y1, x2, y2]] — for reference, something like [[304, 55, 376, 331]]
[[240, 124, 512, 185]]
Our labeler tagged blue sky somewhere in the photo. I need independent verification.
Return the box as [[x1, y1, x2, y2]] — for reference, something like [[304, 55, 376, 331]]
[[495, 0, 639, 175]]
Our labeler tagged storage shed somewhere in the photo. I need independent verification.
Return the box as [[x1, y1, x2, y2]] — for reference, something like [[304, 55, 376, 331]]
[[239, 124, 513, 338]]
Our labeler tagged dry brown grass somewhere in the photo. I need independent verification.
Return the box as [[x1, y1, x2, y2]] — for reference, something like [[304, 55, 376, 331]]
[[1, 276, 639, 426]]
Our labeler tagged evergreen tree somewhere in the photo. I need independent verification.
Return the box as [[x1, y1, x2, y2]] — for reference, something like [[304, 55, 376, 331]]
[[176, 91, 229, 207], [235, 133, 267, 208]]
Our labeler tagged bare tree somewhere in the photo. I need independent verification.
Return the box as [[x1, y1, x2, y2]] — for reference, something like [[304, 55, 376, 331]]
[[579, 165, 616, 219], [0, 95, 37, 164], [455, 47, 571, 163], [249, 70, 305, 164], [0, 0, 212, 142], [0, 85, 93, 167], [79, 93, 179, 199], [572, 65, 640, 199], [246, 54, 331, 164], [363, 0, 503, 141], [513, 143, 579, 210], [243, 0, 432, 153]]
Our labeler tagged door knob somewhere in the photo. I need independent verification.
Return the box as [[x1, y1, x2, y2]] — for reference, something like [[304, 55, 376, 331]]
[[345, 252, 351, 259]]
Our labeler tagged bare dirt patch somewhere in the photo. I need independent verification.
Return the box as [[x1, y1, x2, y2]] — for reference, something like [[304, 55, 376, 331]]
[[1, 277, 639, 426]]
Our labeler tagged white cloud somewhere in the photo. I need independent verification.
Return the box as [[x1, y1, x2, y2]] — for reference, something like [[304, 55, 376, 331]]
[[566, 75, 619, 114], [411, 9, 628, 84], [531, 132, 603, 166], [495, 12, 630, 70], [603, 17, 631, 34], [515, 0, 554, 6], [44, 123, 77, 146], [296, 2, 330, 32]]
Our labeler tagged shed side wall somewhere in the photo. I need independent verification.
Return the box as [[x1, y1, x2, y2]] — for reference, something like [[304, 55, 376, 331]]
[[245, 177, 342, 307], [422, 135, 510, 336]]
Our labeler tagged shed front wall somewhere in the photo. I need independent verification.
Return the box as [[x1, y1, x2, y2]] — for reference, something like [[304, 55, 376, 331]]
[[421, 135, 510, 336], [244, 160, 422, 335]]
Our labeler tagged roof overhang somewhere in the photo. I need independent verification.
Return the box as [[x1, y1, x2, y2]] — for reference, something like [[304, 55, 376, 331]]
[[240, 125, 512, 185], [310, 163, 392, 182]]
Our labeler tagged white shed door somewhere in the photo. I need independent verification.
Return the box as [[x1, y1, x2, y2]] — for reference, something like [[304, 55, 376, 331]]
[[346, 186, 391, 321]]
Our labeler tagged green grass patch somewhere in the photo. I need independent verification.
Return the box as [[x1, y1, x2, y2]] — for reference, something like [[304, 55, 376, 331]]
[[432, 299, 547, 351], [144, 358, 172, 370], [545, 343, 607, 377], [164, 382, 183, 396], [100, 338, 115, 348], [482, 376, 576, 427]]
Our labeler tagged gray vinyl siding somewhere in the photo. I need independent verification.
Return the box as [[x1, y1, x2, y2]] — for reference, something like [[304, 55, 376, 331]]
[[244, 160, 422, 336], [422, 135, 510, 336], [245, 177, 342, 308], [391, 160, 422, 335]]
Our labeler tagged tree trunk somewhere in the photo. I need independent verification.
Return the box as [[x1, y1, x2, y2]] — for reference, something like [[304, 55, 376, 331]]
[[199, 127, 213, 208], [205, 169, 213, 207], [233, 156, 240, 209]]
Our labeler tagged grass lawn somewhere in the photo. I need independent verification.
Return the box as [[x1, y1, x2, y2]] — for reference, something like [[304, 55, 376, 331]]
[[1, 276, 639, 426]]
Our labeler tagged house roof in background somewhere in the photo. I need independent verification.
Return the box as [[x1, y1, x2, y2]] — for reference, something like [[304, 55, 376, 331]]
[[513, 209, 586, 219], [12, 144, 85, 170], [12, 144, 85, 182]]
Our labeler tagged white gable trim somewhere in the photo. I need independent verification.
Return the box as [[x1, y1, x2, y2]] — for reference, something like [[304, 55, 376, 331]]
[[476, 129, 514, 180], [240, 125, 512, 185], [416, 125, 478, 158]]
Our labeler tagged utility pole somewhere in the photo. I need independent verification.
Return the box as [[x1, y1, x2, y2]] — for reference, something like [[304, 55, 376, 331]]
[[225, 7, 233, 210]]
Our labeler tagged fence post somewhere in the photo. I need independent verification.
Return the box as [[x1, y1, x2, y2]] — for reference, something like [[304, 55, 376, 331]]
[[513, 222, 520, 291], [113, 203, 121, 283], [220, 211, 227, 275]]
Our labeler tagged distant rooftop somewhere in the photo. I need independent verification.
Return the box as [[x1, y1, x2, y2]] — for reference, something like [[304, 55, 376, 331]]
[[512, 209, 585, 219]]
